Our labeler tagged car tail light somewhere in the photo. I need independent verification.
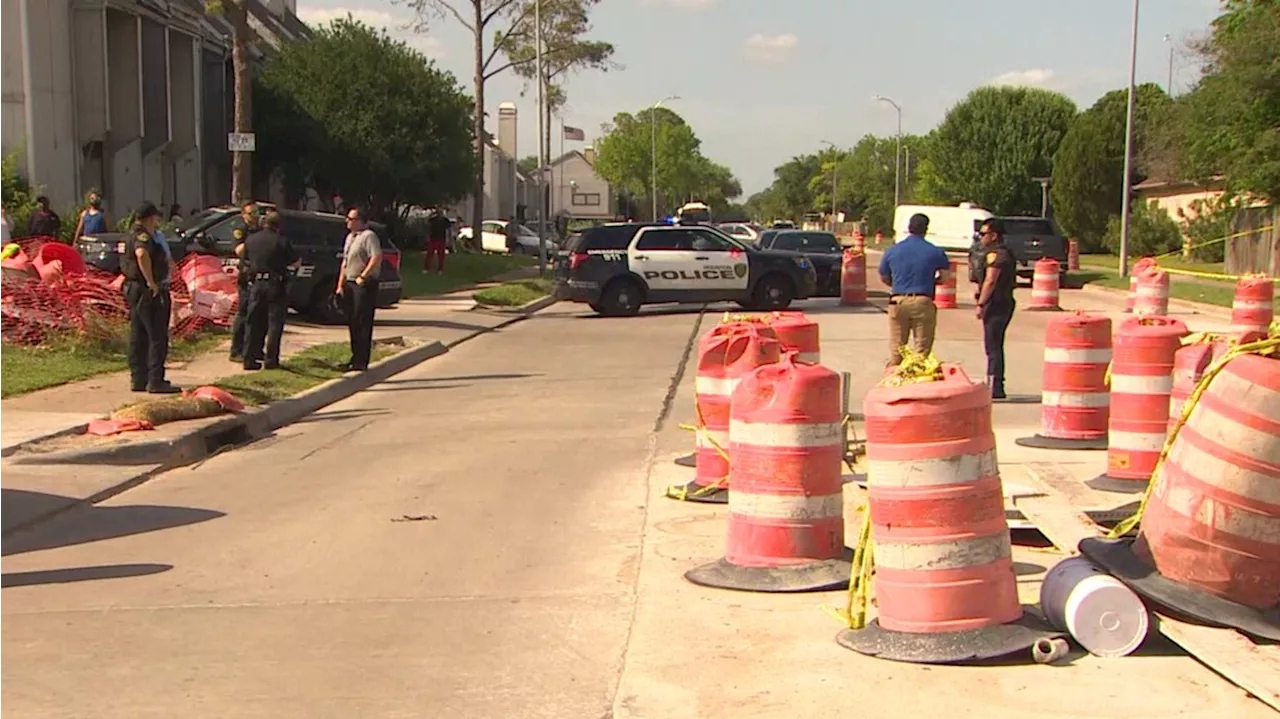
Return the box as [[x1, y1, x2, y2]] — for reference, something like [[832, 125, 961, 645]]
[[569, 252, 589, 270], [384, 249, 402, 272]]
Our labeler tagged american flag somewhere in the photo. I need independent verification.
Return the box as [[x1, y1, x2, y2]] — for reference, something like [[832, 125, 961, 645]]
[[563, 125, 585, 141]]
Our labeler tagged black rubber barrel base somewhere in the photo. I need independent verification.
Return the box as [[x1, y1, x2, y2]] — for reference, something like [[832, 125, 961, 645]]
[[1014, 434, 1108, 451], [835, 611, 1063, 664], [684, 552, 853, 593], [664, 480, 728, 504]]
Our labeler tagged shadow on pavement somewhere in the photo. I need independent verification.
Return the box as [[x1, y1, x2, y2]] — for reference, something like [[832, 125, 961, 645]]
[[294, 408, 393, 424], [2, 489, 225, 556], [379, 373, 539, 384], [2, 562, 172, 588]]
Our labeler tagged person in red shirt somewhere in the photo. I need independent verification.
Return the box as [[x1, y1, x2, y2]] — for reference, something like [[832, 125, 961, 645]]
[[424, 209, 451, 275]]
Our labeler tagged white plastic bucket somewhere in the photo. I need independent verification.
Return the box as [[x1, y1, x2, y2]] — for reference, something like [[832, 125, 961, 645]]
[[1040, 556, 1150, 658]]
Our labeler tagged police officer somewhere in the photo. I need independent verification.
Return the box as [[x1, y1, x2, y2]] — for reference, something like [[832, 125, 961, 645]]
[[975, 218, 1017, 400], [228, 200, 260, 363], [121, 202, 180, 394], [240, 211, 300, 370]]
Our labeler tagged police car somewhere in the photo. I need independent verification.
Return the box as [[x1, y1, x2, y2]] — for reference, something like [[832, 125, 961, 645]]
[[553, 223, 818, 316], [181, 207, 403, 323]]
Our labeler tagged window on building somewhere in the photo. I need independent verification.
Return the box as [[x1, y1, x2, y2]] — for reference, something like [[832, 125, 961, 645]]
[[572, 192, 602, 206]]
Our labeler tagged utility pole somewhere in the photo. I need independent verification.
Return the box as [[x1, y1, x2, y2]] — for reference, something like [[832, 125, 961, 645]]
[[650, 95, 679, 222], [1119, 0, 1140, 278], [1033, 177, 1051, 218], [1164, 33, 1174, 96], [873, 95, 903, 209], [821, 140, 837, 231], [534, 0, 547, 273]]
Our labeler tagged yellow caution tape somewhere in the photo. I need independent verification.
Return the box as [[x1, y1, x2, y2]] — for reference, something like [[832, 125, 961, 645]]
[[667, 394, 732, 500], [1109, 332, 1280, 538], [877, 346, 943, 388]]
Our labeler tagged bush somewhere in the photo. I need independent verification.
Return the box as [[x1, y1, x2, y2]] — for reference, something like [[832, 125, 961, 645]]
[[2, 151, 37, 236], [1102, 200, 1182, 257], [1177, 195, 1241, 263]]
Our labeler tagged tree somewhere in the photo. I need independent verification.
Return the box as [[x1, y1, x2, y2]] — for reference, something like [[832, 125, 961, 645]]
[[919, 86, 1077, 216], [399, 0, 610, 243], [497, 0, 616, 172], [207, 1, 253, 203], [593, 107, 702, 219], [257, 17, 475, 226], [1156, 0, 1280, 201], [768, 154, 822, 220], [1049, 84, 1170, 251], [518, 155, 540, 174]]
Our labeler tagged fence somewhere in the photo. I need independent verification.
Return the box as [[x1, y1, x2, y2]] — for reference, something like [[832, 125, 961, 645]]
[[1226, 205, 1279, 276]]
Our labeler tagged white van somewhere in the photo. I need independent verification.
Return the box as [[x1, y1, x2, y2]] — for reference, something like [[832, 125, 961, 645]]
[[893, 203, 993, 251]]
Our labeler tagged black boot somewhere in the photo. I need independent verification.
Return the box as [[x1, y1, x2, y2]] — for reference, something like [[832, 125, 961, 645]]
[[990, 377, 1007, 400]]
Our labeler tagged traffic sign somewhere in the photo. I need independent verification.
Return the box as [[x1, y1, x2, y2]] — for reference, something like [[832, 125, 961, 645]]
[[228, 132, 256, 152]]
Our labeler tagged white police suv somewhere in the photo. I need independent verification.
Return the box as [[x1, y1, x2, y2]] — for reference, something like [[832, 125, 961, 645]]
[[553, 223, 818, 316]]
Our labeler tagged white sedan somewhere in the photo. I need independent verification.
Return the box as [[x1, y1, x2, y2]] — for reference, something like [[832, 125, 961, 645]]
[[458, 220, 559, 255]]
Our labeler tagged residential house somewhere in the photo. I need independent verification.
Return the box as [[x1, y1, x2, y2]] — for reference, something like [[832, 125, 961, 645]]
[[450, 102, 542, 226], [546, 146, 615, 221], [1133, 176, 1230, 225], [1, 0, 307, 220]]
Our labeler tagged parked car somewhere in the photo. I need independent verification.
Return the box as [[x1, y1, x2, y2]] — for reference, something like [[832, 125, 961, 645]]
[[980, 216, 1070, 281], [76, 231, 190, 275], [458, 220, 560, 255], [757, 229, 845, 296], [718, 222, 764, 245], [179, 206, 403, 323]]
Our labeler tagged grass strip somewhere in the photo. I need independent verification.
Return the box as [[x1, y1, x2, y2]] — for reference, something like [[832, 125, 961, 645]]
[[473, 277, 554, 307], [212, 341, 396, 406], [399, 251, 534, 298]]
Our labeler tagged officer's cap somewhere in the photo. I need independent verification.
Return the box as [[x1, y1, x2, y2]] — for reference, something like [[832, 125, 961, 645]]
[[135, 201, 161, 220]]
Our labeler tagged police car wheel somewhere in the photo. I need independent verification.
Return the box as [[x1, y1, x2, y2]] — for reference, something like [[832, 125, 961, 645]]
[[597, 278, 643, 317], [751, 274, 794, 310]]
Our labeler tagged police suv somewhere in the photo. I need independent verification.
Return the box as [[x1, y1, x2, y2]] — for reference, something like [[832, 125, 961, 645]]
[[554, 223, 818, 316]]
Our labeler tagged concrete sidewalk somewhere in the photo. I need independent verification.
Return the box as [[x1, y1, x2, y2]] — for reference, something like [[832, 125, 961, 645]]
[[0, 288, 522, 455]]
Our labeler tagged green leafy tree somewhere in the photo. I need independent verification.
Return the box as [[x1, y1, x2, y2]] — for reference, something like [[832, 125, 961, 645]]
[[1050, 84, 1171, 251], [257, 17, 476, 226], [399, 0, 609, 242], [518, 155, 540, 174], [920, 86, 1077, 215], [1154, 0, 1280, 201], [497, 0, 616, 170], [1101, 199, 1182, 256], [593, 107, 702, 219], [690, 158, 743, 213], [768, 154, 822, 220]]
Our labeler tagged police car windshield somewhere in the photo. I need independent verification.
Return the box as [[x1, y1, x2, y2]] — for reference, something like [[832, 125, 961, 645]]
[[179, 208, 227, 235]]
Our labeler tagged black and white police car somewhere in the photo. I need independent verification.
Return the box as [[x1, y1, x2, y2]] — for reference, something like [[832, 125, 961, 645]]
[[553, 222, 818, 316]]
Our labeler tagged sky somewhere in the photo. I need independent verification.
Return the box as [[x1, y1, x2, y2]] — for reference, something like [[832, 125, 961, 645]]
[[294, 0, 1225, 197]]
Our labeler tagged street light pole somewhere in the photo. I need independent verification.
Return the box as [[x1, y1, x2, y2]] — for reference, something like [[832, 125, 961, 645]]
[[651, 95, 680, 222], [821, 140, 838, 230], [1119, 0, 1140, 278], [873, 95, 903, 209], [534, 0, 547, 273], [1164, 33, 1174, 96]]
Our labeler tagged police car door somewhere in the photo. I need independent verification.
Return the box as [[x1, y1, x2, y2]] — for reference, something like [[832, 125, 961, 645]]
[[686, 227, 750, 294], [629, 227, 699, 298]]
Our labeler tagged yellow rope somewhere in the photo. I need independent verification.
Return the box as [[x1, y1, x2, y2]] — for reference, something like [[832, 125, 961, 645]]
[[667, 392, 733, 500], [1108, 333, 1280, 538]]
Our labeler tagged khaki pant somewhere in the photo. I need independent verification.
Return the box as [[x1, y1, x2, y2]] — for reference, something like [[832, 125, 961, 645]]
[[887, 296, 938, 365]]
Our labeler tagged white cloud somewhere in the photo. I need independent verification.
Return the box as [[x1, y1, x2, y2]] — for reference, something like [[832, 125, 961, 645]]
[[296, 6, 445, 59], [743, 33, 797, 63], [643, 0, 719, 8], [987, 68, 1057, 89]]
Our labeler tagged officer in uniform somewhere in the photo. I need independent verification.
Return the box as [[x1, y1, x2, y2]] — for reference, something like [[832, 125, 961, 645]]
[[975, 218, 1017, 400], [121, 202, 180, 394], [228, 200, 260, 363], [239, 211, 299, 369]]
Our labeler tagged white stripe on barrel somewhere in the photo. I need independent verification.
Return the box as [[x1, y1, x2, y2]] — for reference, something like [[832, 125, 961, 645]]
[[874, 533, 1013, 571], [1109, 373, 1175, 395], [1108, 430, 1167, 452], [796, 351, 821, 364], [728, 419, 843, 447], [1042, 391, 1110, 408], [729, 491, 843, 521], [865, 448, 997, 488], [695, 375, 740, 396], [1044, 347, 1112, 364]]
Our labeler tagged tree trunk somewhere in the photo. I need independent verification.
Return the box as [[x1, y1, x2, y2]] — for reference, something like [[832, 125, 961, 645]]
[[470, 2, 486, 249], [228, 1, 253, 204]]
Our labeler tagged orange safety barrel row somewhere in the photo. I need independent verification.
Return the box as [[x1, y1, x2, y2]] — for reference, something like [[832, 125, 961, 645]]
[[840, 249, 867, 306], [1027, 258, 1062, 311], [1231, 276, 1275, 339], [1106, 316, 1189, 484], [934, 261, 958, 309]]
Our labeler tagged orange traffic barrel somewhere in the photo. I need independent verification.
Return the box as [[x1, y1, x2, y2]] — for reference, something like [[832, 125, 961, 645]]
[[1081, 350, 1280, 642], [1230, 276, 1275, 339], [1017, 312, 1111, 450], [852, 232, 866, 253], [1067, 238, 1080, 271], [1168, 337, 1230, 434], [668, 323, 781, 503], [1124, 257, 1158, 313], [1133, 266, 1170, 317], [762, 311, 820, 363], [838, 364, 1060, 662], [684, 353, 851, 592], [1027, 258, 1062, 311], [934, 261, 958, 309], [840, 249, 867, 306], [1096, 316, 1189, 492]]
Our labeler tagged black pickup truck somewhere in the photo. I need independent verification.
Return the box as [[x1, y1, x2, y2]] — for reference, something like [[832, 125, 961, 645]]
[[971, 216, 1069, 281]]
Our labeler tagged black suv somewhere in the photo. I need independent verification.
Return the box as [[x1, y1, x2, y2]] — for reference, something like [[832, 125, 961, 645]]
[[757, 229, 845, 296], [181, 207, 404, 322], [554, 223, 818, 316], [974, 216, 1069, 280]]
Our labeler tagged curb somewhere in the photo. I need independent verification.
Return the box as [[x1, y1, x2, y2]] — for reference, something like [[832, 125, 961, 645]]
[[7, 339, 449, 467], [1077, 282, 1232, 319], [1, 423, 93, 458], [472, 294, 558, 315]]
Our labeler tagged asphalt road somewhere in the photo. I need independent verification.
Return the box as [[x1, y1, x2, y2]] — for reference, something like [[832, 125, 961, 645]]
[[1, 303, 704, 718]]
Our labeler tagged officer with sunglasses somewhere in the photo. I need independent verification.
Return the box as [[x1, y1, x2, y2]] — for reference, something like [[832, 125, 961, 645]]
[[974, 218, 1017, 399]]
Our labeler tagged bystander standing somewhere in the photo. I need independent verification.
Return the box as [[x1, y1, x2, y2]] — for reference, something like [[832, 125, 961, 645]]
[[877, 213, 952, 365]]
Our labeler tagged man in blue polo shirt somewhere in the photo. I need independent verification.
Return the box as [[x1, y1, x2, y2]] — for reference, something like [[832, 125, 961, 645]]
[[878, 213, 952, 365]]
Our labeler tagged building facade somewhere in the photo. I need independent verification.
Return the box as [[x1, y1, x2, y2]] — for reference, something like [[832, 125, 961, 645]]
[[547, 147, 615, 221], [1, 0, 306, 218]]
